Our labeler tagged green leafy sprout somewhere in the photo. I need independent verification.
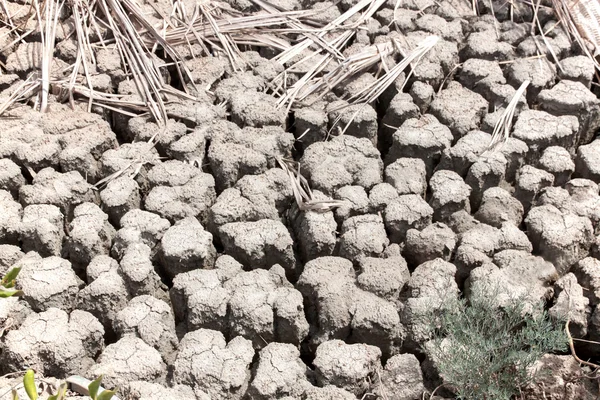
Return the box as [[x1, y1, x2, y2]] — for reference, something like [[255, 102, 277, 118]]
[[12, 370, 117, 400], [0, 267, 23, 298]]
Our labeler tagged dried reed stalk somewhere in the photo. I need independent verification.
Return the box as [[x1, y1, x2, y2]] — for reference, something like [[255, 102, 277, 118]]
[[487, 80, 530, 150], [276, 157, 345, 212], [551, 0, 600, 70], [275, 0, 388, 111], [329, 35, 440, 135]]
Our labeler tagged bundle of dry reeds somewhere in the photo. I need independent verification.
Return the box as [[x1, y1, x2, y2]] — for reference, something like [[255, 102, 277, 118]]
[[1, 0, 599, 210], [1, 0, 599, 121]]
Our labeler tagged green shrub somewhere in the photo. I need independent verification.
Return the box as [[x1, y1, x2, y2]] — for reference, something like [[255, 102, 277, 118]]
[[422, 285, 568, 400]]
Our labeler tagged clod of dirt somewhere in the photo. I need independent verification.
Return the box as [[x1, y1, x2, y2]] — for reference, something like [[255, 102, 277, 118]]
[[465, 152, 508, 210], [400, 258, 459, 351], [0, 190, 22, 245], [159, 217, 216, 278], [430, 82, 488, 139], [170, 259, 308, 348], [88, 335, 167, 388], [384, 194, 433, 243], [113, 295, 179, 365], [18, 252, 82, 312], [339, 214, 389, 261], [474, 187, 524, 228], [114, 209, 171, 254], [438, 130, 489, 176], [66, 203, 116, 273], [575, 138, 600, 182], [19, 168, 97, 218], [356, 256, 410, 300], [208, 123, 294, 191], [290, 191, 337, 262], [208, 168, 293, 232], [428, 169, 472, 222], [121, 381, 200, 400], [538, 146, 576, 186], [526, 204, 595, 275], [0, 308, 104, 377], [371, 353, 426, 400], [557, 56, 596, 89], [571, 257, 600, 307], [513, 110, 579, 157], [300, 135, 383, 195], [549, 273, 590, 337], [100, 176, 141, 227], [385, 158, 427, 196], [173, 329, 255, 400], [0, 159, 26, 195], [247, 343, 312, 399], [454, 223, 533, 284], [145, 160, 217, 224], [537, 80, 600, 146], [524, 354, 600, 399], [313, 340, 382, 397], [466, 249, 558, 309], [403, 222, 457, 267], [514, 165, 555, 211], [386, 115, 453, 176], [506, 58, 556, 102], [297, 256, 405, 358]]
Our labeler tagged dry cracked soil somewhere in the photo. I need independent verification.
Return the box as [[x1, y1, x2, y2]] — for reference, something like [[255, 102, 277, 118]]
[[1, 0, 600, 399]]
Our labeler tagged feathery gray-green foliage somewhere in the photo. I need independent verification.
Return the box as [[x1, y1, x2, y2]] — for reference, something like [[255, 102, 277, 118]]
[[422, 285, 568, 400]]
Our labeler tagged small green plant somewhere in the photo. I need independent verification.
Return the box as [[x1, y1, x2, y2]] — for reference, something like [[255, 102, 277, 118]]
[[0, 267, 23, 298], [11, 370, 116, 400], [12, 369, 67, 400], [422, 286, 568, 400], [87, 375, 117, 400]]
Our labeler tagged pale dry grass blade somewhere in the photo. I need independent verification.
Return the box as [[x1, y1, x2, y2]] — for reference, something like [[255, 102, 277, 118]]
[[325, 35, 438, 136], [299, 40, 398, 102], [95, 0, 170, 123], [487, 80, 529, 150], [35, 0, 65, 112], [276, 157, 345, 212], [326, 33, 439, 134], [0, 77, 40, 115], [275, 0, 388, 110]]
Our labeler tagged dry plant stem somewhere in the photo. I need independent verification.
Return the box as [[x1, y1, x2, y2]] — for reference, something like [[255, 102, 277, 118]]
[[347, 35, 439, 105], [327, 35, 439, 135], [275, 0, 387, 110], [552, 0, 600, 71], [276, 157, 345, 212], [99, 0, 167, 123], [36, 0, 64, 112], [301, 40, 398, 101], [487, 79, 530, 150], [533, 0, 563, 72], [566, 320, 600, 370]]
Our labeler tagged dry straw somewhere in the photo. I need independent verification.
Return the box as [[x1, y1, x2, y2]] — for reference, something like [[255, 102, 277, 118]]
[[1, 0, 600, 208], [487, 79, 530, 150]]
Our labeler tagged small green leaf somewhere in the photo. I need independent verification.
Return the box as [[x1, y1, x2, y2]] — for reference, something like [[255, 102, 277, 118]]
[[88, 375, 103, 400], [97, 389, 117, 400], [48, 382, 68, 400], [1, 267, 20, 287], [11, 389, 19, 400], [23, 370, 38, 400], [0, 288, 23, 298]]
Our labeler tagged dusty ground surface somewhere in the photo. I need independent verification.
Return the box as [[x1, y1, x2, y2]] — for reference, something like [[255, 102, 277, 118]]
[[1, 0, 600, 398]]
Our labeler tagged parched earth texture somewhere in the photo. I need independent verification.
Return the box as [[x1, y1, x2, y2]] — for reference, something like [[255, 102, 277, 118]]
[[1, 0, 600, 399]]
